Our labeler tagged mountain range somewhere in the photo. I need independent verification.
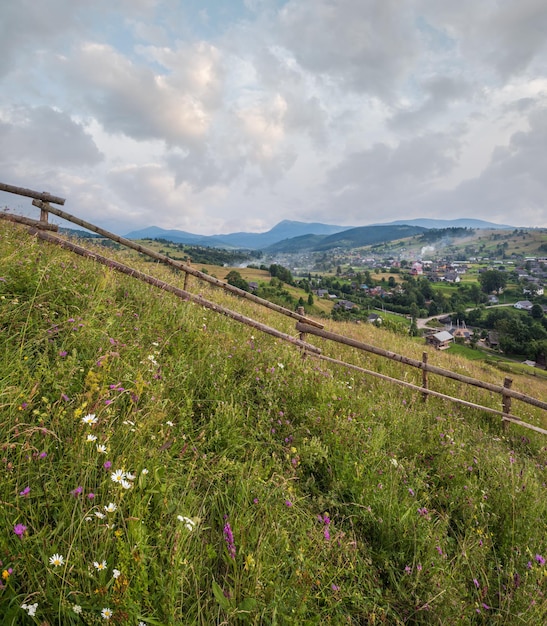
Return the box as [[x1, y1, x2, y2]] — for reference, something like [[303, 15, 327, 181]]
[[124, 218, 515, 252]]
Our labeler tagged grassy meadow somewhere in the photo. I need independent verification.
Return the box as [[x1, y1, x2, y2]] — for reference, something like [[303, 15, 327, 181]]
[[2, 221, 547, 624]]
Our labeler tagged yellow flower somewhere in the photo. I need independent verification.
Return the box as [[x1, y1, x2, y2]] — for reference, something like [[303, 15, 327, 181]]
[[244, 554, 256, 571], [2, 569, 10, 580]]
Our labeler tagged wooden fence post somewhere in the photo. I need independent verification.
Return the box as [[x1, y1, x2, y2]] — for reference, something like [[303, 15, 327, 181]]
[[422, 352, 428, 402], [40, 203, 49, 223], [183, 259, 191, 291], [297, 307, 307, 359], [502, 377, 513, 432]]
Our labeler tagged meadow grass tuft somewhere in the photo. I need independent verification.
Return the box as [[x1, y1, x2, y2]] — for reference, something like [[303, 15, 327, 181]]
[[1, 221, 547, 624]]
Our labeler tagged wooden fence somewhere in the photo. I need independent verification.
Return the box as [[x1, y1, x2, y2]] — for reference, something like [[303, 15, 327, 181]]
[[1, 181, 547, 436]]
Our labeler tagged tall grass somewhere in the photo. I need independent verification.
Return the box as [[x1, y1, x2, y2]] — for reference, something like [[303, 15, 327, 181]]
[[1, 222, 547, 624]]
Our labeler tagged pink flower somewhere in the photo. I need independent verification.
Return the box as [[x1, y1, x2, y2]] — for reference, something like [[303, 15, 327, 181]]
[[19, 486, 30, 497], [13, 523, 27, 537]]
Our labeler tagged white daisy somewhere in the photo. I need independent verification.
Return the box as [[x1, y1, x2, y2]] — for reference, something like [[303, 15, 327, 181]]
[[82, 413, 97, 425], [101, 607, 113, 619], [49, 553, 64, 567], [121, 479, 133, 489], [104, 502, 117, 513], [86, 434, 97, 442], [96, 444, 107, 454], [111, 469, 126, 483], [94, 560, 107, 571]]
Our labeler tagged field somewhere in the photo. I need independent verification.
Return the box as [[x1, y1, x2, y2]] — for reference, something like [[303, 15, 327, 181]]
[[2, 221, 547, 624]]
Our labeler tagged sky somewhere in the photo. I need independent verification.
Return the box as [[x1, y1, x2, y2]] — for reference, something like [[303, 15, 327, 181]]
[[1, 0, 547, 236]]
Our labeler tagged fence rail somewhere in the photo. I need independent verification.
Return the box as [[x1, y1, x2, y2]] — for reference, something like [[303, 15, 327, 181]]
[[2, 181, 547, 437]]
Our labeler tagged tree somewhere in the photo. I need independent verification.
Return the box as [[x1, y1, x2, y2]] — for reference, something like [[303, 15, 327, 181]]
[[307, 293, 314, 306], [478, 270, 507, 295], [225, 270, 249, 292], [531, 304, 544, 319]]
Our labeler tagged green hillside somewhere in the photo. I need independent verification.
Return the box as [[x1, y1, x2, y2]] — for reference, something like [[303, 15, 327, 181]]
[[1, 220, 547, 624]]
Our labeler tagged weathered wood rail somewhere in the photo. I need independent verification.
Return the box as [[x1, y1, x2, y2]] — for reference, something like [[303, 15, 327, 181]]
[[2, 181, 547, 436]]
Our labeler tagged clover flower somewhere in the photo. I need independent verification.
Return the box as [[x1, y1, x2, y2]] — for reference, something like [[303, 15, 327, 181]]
[[13, 523, 27, 537], [73, 604, 82, 614]]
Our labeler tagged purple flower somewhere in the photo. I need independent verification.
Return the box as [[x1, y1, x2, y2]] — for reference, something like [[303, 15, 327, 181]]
[[331, 584, 340, 591], [324, 528, 331, 541], [223, 521, 236, 559], [39, 452, 47, 459], [19, 486, 30, 497], [285, 500, 293, 507], [473, 578, 480, 588], [59, 350, 68, 357], [535, 554, 545, 566], [71, 486, 83, 497], [13, 524, 27, 537], [408, 488, 415, 496], [87, 493, 95, 499], [103, 460, 112, 470]]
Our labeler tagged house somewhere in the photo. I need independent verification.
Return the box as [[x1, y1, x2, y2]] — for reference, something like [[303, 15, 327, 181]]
[[334, 299, 358, 311], [514, 300, 533, 311], [451, 326, 473, 343], [443, 272, 461, 283], [426, 330, 454, 350], [485, 331, 499, 349], [367, 313, 382, 324], [248, 282, 259, 292], [487, 295, 499, 305]]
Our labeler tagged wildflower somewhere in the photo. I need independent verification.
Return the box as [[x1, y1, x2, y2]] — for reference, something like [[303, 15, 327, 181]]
[[535, 554, 546, 566], [112, 569, 121, 579], [177, 515, 195, 531], [125, 472, 136, 481], [121, 480, 133, 489], [277, 363, 284, 369], [101, 607, 113, 619], [166, 421, 174, 427], [223, 521, 236, 559], [73, 604, 82, 614], [111, 470, 126, 484], [82, 413, 98, 425], [408, 488, 415, 496], [94, 560, 107, 571], [39, 452, 47, 458], [104, 503, 117, 513], [404, 565, 412, 574], [49, 553, 64, 567], [285, 500, 293, 507], [96, 444, 107, 454], [19, 486, 30, 497], [103, 460, 112, 470], [86, 434, 98, 442], [473, 578, 480, 588], [331, 584, 340, 591], [141, 468, 149, 475], [94, 511, 106, 519], [71, 486, 83, 496], [2, 568, 13, 580], [21, 603, 38, 617], [138, 622, 147, 626], [59, 350, 68, 357], [88, 492, 95, 499], [13, 523, 27, 537]]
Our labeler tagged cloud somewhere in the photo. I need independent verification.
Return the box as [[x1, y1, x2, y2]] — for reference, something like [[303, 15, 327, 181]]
[[0, 106, 103, 168], [278, 0, 419, 97]]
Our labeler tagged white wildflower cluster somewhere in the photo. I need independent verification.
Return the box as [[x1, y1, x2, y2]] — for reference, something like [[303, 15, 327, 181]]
[[21, 602, 38, 617], [111, 469, 136, 490], [177, 515, 196, 531]]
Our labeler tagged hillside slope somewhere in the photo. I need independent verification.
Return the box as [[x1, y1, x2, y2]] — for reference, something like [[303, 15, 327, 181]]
[[1, 221, 547, 625]]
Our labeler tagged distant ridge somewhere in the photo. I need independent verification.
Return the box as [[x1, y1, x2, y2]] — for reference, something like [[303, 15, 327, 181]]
[[124, 218, 516, 250], [378, 218, 515, 230], [124, 220, 351, 250]]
